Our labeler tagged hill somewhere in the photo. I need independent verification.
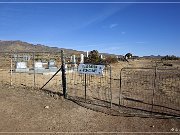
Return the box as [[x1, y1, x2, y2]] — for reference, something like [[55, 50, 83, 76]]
[[0, 40, 84, 55], [0, 40, 121, 58]]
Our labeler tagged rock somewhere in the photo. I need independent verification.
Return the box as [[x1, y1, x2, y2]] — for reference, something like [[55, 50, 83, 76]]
[[54, 94, 59, 99], [150, 125, 155, 128], [44, 106, 49, 109]]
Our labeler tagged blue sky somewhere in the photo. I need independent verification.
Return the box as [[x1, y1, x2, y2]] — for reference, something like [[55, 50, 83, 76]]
[[0, 0, 180, 56]]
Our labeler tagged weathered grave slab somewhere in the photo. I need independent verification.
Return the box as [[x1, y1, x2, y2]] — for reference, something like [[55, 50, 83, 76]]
[[48, 60, 58, 72], [34, 62, 45, 73], [15, 62, 29, 72]]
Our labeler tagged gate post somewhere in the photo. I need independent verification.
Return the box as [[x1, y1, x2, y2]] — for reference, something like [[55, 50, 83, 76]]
[[61, 50, 67, 98], [109, 64, 112, 108], [119, 68, 123, 107]]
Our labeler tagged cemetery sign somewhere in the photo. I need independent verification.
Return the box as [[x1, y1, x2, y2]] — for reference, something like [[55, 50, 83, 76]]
[[78, 64, 105, 75]]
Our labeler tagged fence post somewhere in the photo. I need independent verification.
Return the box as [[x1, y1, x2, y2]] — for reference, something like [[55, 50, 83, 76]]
[[33, 52, 36, 88], [119, 68, 123, 107], [61, 50, 67, 98], [10, 51, 13, 86], [151, 66, 157, 113]]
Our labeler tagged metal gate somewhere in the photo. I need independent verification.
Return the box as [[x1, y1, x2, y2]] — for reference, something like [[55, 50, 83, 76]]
[[119, 67, 155, 112], [119, 67, 180, 116]]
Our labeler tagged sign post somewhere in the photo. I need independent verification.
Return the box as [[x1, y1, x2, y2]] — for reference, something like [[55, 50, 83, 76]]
[[78, 64, 105, 102], [85, 74, 87, 102]]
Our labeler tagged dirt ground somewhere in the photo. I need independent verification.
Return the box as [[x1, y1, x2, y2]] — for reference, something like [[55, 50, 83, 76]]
[[0, 84, 180, 135], [0, 58, 180, 134]]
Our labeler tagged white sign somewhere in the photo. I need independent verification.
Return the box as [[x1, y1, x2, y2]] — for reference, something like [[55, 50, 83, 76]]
[[78, 64, 105, 75], [16, 62, 27, 69]]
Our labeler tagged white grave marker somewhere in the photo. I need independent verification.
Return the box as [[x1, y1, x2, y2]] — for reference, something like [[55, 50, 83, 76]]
[[35, 62, 43, 68], [15, 62, 29, 72], [48, 60, 57, 71], [16, 62, 27, 69], [72, 55, 76, 64], [86, 51, 89, 57], [70, 56, 73, 63], [80, 54, 84, 63], [49, 60, 55, 67]]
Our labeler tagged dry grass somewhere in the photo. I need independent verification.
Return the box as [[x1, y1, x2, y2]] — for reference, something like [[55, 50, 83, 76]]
[[0, 57, 180, 116]]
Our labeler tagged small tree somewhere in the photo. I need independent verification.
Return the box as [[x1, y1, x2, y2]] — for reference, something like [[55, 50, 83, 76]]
[[125, 53, 132, 59], [84, 50, 102, 64], [84, 50, 119, 64]]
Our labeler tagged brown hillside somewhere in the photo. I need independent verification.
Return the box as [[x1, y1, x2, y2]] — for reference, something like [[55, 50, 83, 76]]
[[0, 40, 84, 55]]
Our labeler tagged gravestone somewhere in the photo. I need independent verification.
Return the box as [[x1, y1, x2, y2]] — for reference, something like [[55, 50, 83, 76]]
[[72, 55, 76, 64], [23, 55, 31, 61], [35, 62, 45, 70], [15, 62, 29, 72], [48, 60, 57, 71], [70, 56, 73, 63], [49, 60, 55, 67], [72, 55, 77, 68], [80, 54, 84, 63], [13, 54, 17, 61], [86, 51, 89, 57]]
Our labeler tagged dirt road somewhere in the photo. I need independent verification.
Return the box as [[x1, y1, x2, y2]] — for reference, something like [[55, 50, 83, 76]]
[[0, 84, 180, 135]]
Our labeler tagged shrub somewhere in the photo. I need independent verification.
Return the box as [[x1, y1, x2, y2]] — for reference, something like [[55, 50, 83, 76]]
[[84, 50, 102, 64], [104, 56, 118, 64], [125, 53, 133, 59], [161, 55, 179, 60], [84, 50, 118, 64], [163, 63, 173, 66]]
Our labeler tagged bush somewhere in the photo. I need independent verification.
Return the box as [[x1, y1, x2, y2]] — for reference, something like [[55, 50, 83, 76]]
[[84, 50, 102, 64], [161, 55, 179, 60], [163, 63, 173, 66], [125, 53, 133, 59], [104, 56, 118, 64], [84, 50, 118, 64]]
